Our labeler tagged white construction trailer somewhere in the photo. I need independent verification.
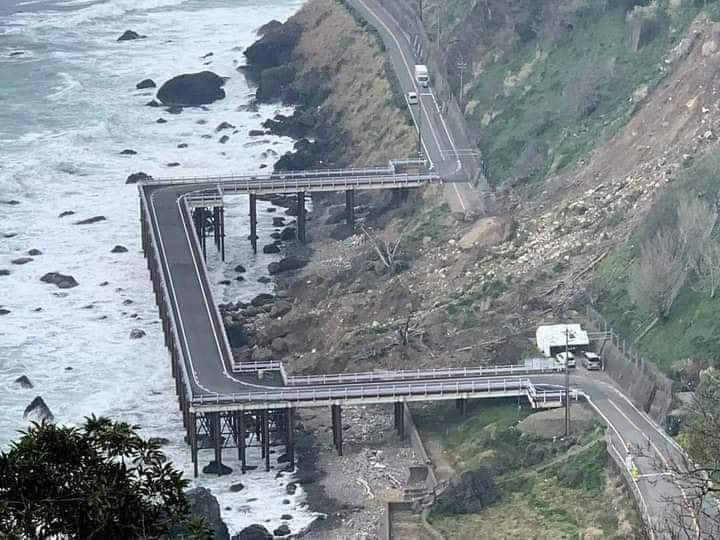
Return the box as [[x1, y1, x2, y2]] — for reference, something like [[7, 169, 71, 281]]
[[536, 324, 589, 357]]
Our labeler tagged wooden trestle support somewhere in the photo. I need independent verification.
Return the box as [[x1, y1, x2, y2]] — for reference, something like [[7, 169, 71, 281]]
[[191, 205, 225, 262]]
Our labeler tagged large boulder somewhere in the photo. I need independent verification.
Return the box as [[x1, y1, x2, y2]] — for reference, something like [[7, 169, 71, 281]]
[[432, 467, 500, 515], [268, 256, 307, 275], [256, 64, 296, 102], [40, 272, 78, 289], [13, 375, 33, 389], [251, 293, 275, 307], [157, 71, 226, 106], [170, 487, 229, 540], [234, 524, 272, 540], [23, 396, 54, 423]]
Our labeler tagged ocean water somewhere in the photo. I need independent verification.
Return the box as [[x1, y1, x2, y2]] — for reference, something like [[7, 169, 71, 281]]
[[0, 0, 318, 534]]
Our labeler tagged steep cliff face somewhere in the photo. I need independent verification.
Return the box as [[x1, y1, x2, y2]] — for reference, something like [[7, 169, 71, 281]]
[[244, 0, 415, 168]]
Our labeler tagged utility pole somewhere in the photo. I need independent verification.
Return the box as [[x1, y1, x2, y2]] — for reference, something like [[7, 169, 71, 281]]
[[418, 0, 423, 21], [565, 327, 571, 437], [457, 55, 467, 108]]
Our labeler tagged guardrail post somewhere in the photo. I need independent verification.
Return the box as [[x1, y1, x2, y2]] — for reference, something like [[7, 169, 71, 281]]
[[249, 194, 257, 254], [297, 192, 306, 243]]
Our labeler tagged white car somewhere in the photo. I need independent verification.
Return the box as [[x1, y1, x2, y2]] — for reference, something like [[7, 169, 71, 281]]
[[555, 351, 576, 368], [583, 352, 602, 370], [407, 91, 419, 105]]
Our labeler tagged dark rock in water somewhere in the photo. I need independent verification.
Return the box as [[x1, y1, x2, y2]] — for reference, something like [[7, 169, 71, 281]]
[[280, 514, 292, 520], [117, 30, 145, 41], [244, 20, 302, 74], [234, 524, 271, 540], [229, 482, 245, 492], [273, 525, 291, 537], [75, 216, 106, 225], [156, 118, 168, 124], [270, 232, 281, 240], [282, 498, 290, 504], [146, 99, 161, 107], [235, 276, 245, 282], [166, 162, 180, 167], [257, 276, 271, 284], [166, 106, 183, 114], [218, 279, 231, 285], [3, 233, 17, 238], [157, 71, 226, 106], [11, 257, 33, 265], [170, 487, 230, 540], [219, 135, 229, 144], [259, 164, 267, 169], [197, 119, 208, 125], [262, 243, 280, 254], [234, 264, 246, 273], [286, 482, 297, 495], [266, 207, 276, 213], [0, 269, 10, 276], [177, 143, 188, 149], [27, 249, 42, 256], [14, 375, 33, 389], [99, 281, 109, 287], [65, 366, 73, 371], [277, 453, 290, 463], [23, 396, 54, 423], [136, 78, 156, 89], [0, 308, 10, 316], [126, 172, 153, 184], [257, 19, 282, 36], [129, 328, 146, 339], [40, 272, 78, 289], [1, 199, 20, 205], [237, 101, 259, 113], [201, 134, 212, 139], [432, 467, 500, 515], [58, 210, 75, 217], [122, 299, 133, 306], [248, 129, 265, 137], [9, 51, 24, 57], [148, 437, 170, 446], [251, 293, 275, 307], [216, 121, 235, 132], [279, 227, 296, 241], [111, 245, 128, 253], [201, 52, 214, 59], [202, 461, 232, 476], [120, 148, 137, 155]]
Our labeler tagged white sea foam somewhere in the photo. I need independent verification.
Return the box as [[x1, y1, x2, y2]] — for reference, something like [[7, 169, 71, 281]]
[[0, 0, 314, 534]]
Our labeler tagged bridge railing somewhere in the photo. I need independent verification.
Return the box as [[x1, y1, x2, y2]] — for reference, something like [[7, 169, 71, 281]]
[[189, 377, 533, 407], [145, 165, 397, 184], [286, 363, 564, 386]]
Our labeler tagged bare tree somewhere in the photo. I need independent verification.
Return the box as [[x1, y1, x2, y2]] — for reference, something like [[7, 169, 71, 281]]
[[695, 241, 720, 299], [361, 225, 407, 273], [677, 195, 717, 270], [629, 229, 687, 320]]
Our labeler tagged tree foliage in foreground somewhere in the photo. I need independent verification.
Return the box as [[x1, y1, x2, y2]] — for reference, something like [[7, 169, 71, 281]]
[[0, 416, 205, 539]]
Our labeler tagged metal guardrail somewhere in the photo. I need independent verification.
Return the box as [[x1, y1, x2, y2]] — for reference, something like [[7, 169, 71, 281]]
[[286, 364, 564, 386], [139, 188, 195, 401], [147, 165, 397, 184]]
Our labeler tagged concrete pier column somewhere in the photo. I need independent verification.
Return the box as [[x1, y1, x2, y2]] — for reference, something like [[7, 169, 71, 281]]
[[262, 410, 271, 472], [391, 188, 402, 208], [345, 190, 355, 230], [190, 412, 198, 478], [394, 402, 405, 439], [212, 412, 223, 476], [249, 194, 257, 254], [239, 412, 246, 473], [456, 398, 468, 417], [331, 404, 343, 456], [286, 407, 295, 468], [297, 191, 306, 243]]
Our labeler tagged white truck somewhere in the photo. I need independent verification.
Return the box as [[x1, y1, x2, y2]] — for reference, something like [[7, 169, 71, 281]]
[[535, 324, 589, 358], [414, 64, 429, 88]]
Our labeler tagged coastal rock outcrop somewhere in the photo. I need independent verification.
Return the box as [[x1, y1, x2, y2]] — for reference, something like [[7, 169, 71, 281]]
[[111, 245, 128, 253], [268, 256, 307, 275], [432, 467, 500, 515], [117, 30, 145, 42], [136, 78, 156, 89], [40, 272, 78, 289], [129, 328, 146, 339], [126, 172, 153, 184], [157, 71, 227, 106], [234, 524, 272, 540], [170, 487, 230, 540], [75, 216, 106, 225], [23, 396, 54, 423], [13, 375, 33, 389]]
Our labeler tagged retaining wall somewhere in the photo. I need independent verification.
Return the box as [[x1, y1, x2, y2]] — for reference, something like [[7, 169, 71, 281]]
[[586, 305, 674, 424]]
